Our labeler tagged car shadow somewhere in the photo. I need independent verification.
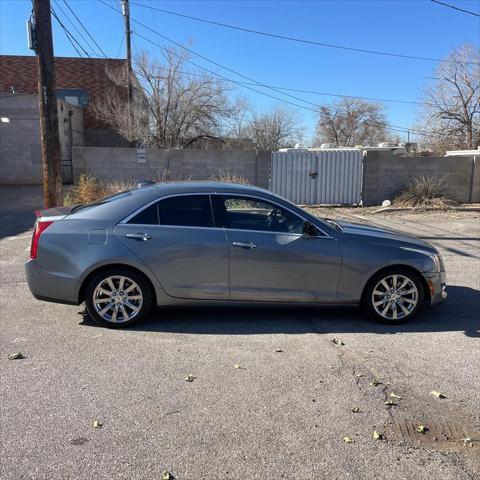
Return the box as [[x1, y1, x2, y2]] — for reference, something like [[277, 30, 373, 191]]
[[79, 285, 480, 338]]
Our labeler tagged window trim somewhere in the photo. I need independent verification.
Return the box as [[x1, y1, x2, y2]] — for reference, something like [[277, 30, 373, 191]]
[[119, 191, 332, 238]]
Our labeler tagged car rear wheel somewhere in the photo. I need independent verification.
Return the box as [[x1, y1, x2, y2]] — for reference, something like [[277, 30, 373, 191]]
[[362, 268, 424, 324], [85, 269, 153, 328]]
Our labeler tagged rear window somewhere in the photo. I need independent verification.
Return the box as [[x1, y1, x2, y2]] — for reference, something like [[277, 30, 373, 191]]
[[71, 191, 133, 213], [158, 195, 214, 228]]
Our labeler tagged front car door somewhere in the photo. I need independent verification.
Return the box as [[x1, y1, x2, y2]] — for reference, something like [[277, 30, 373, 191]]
[[212, 194, 341, 302], [115, 194, 229, 300]]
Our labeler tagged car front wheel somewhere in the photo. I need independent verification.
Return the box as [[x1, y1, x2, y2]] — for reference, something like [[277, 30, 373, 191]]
[[363, 269, 424, 324], [85, 269, 153, 328]]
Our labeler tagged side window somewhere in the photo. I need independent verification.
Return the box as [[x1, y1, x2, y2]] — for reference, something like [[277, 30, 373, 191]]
[[127, 203, 158, 225], [216, 196, 304, 234], [158, 195, 214, 228]]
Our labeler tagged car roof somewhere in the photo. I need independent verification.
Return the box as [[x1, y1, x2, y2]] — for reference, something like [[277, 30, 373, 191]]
[[132, 181, 270, 196]]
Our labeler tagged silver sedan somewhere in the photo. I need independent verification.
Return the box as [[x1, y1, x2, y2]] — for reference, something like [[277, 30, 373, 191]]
[[26, 182, 447, 327]]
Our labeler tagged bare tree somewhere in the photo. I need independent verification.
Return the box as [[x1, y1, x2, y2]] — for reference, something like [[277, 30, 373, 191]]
[[244, 106, 304, 150], [93, 62, 149, 145], [94, 48, 232, 148], [221, 96, 251, 137], [315, 98, 389, 147], [418, 44, 480, 153]]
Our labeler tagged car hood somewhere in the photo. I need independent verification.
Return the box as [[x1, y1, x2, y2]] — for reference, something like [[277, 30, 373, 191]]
[[335, 219, 437, 252]]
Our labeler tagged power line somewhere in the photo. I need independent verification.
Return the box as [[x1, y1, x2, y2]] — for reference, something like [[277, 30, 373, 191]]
[[102, 0, 450, 111], [148, 65, 445, 107], [50, 7, 91, 57], [99, 0, 331, 111], [133, 31, 321, 114], [61, 0, 109, 57], [131, 18, 441, 135], [430, 0, 480, 17], [135, 30, 443, 138], [51, 0, 100, 56], [129, 0, 479, 65], [98, 0, 449, 138]]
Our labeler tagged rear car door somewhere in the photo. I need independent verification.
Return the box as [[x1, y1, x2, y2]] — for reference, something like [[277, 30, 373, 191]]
[[115, 194, 229, 300], [212, 194, 341, 302]]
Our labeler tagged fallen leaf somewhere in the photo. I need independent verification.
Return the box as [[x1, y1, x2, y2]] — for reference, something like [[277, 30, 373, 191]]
[[234, 364, 244, 369], [430, 390, 447, 399], [384, 400, 397, 407], [7, 352, 25, 360], [162, 471, 174, 480], [462, 437, 472, 445], [369, 380, 382, 387], [92, 420, 103, 429], [389, 393, 402, 399], [416, 425, 428, 434], [373, 430, 383, 440], [184, 374, 196, 382], [351, 407, 360, 413], [332, 338, 345, 346], [342, 436, 353, 443], [275, 348, 283, 353], [355, 373, 363, 378]]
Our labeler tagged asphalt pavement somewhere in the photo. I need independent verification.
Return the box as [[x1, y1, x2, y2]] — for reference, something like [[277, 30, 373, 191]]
[[1, 186, 479, 480]]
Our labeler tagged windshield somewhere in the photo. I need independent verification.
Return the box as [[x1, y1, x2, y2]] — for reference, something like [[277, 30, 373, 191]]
[[70, 191, 133, 214]]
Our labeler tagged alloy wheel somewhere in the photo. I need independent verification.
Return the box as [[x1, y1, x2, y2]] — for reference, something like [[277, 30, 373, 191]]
[[92, 275, 143, 323], [371, 274, 418, 321]]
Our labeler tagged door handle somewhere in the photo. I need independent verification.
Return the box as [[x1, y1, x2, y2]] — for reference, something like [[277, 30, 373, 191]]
[[125, 233, 152, 241], [232, 241, 256, 249]]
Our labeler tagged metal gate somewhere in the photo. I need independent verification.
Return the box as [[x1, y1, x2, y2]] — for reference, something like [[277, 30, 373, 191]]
[[271, 149, 363, 205]]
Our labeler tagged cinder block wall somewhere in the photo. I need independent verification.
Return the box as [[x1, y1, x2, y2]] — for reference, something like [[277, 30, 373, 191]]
[[0, 94, 84, 184], [0, 94, 42, 184], [73, 147, 271, 188], [362, 151, 476, 206]]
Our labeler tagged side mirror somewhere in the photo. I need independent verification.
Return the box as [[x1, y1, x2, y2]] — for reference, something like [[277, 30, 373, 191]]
[[303, 221, 317, 237]]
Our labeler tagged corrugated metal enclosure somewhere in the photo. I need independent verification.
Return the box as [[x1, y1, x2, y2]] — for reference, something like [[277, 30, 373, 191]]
[[271, 149, 363, 205]]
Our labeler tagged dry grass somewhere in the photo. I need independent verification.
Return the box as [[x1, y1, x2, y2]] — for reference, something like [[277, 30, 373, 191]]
[[209, 169, 250, 185], [394, 174, 457, 209], [64, 175, 137, 205], [155, 168, 192, 183]]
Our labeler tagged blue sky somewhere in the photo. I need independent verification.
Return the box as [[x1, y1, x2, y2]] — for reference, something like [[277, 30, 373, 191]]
[[1, 0, 479, 143]]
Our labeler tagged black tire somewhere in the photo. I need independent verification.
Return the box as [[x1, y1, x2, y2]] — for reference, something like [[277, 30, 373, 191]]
[[362, 267, 424, 324], [85, 268, 153, 328]]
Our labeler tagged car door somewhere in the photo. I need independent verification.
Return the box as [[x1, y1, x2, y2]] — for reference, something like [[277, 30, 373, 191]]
[[212, 194, 341, 302], [115, 194, 229, 300]]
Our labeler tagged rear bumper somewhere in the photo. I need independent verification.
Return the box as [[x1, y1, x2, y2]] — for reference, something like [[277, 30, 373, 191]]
[[25, 259, 80, 305], [425, 271, 447, 307]]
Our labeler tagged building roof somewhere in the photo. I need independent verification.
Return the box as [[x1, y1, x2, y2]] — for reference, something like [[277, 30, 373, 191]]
[[0, 55, 128, 130]]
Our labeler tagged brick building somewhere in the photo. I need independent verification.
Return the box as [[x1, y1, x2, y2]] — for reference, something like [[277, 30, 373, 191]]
[[0, 54, 132, 146]]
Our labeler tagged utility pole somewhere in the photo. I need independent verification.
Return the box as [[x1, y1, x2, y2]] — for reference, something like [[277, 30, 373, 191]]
[[121, 0, 134, 144], [32, 0, 63, 207]]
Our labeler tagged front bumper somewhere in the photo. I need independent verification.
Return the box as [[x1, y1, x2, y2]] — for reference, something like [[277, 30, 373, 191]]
[[425, 271, 447, 306]]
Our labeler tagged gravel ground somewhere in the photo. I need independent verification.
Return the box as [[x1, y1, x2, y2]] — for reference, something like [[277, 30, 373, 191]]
[[1, 186, 479, 480]]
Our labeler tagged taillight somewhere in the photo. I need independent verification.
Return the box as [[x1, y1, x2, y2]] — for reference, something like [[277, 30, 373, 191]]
[[30, 220, 54, 259]]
